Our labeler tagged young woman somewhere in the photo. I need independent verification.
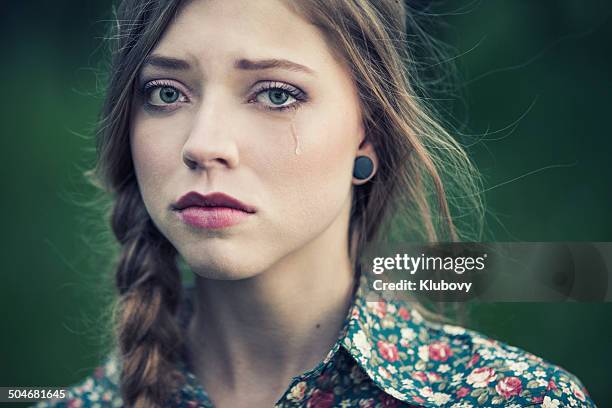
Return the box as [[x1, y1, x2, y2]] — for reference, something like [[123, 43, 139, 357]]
[[38, 0, 595, 407]]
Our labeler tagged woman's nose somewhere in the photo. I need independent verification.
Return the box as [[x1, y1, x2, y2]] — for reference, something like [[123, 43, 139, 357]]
[[181, 95, 240, 170]]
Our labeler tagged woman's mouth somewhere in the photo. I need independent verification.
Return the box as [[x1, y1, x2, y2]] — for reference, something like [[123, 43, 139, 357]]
[[171, 191, 256, 229]]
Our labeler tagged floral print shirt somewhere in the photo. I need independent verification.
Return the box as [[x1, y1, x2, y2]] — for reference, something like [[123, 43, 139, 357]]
[[36, 270, 596, 407]]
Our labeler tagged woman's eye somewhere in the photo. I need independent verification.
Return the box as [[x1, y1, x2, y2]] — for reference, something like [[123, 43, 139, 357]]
[[144, 84, 188, 107], [256, 89, 295, 108], [252, 83, 307, 112]]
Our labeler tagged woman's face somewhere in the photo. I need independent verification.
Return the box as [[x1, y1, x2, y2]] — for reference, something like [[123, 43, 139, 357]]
[[130, 0, 372, 279]]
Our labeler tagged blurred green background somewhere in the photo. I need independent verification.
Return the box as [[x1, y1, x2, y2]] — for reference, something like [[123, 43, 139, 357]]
[[1, 0, 610, 406]]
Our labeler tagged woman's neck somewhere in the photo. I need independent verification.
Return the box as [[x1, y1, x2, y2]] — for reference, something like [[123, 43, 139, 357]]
[[185, 209, 356, 406]]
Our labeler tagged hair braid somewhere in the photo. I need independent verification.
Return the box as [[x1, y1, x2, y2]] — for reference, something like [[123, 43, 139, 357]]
[[111, 181, 185, 408]]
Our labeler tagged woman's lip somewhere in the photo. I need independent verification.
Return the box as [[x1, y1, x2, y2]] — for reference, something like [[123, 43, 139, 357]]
[[175, 206, 252, 229], [172, 191, 257, 213]]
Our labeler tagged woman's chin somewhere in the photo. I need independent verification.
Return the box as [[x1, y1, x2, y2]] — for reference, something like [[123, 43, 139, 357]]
[[183, 255, 266, 281]]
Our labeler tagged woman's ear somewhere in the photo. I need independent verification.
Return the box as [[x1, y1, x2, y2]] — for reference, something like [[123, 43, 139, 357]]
[[352, 137, 378, 185]]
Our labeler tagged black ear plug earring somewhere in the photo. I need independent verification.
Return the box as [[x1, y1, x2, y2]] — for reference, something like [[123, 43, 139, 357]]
[[353, 155, 374, 181]]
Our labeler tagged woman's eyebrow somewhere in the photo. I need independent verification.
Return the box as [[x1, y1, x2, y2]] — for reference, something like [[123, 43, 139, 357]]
[[141, 54, 316, 76], [234, 58, 316, 76], [142, 54, 192, 71]]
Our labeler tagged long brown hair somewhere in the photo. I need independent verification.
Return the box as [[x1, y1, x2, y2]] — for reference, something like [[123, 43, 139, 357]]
[[88, 0, 484, 406]]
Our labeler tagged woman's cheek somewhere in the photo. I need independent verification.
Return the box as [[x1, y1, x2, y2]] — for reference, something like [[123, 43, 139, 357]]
[[130, 122, 183, 216], [264, 117, 354, 234]]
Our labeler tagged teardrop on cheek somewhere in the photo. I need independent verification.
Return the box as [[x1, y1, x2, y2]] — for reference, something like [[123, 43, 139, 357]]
[[289, 110, 302, 155]]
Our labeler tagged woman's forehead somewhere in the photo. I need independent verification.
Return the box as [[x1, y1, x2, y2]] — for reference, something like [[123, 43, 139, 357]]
[[150, 0, 334, 76]]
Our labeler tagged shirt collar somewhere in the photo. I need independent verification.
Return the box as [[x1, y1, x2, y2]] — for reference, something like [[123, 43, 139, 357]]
[[340, 266, 445, 407]]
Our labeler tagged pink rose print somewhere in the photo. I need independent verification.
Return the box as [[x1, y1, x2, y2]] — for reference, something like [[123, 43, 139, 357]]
[[426, 372, 441, 382], [378, 366, 392, 380], [373, 300, 387, 318], [466, 367, 497, 388], [377, 340, 399, 362], [571, 382, 586, 402], [428, 341, 452, 362], [412, 371, 428, 383], [398, 307, 410, 320], [467, 352, 480, 367], [456, 386, 470, 398], [307, 389, 335, 408], [495, 376, 523, 398]]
